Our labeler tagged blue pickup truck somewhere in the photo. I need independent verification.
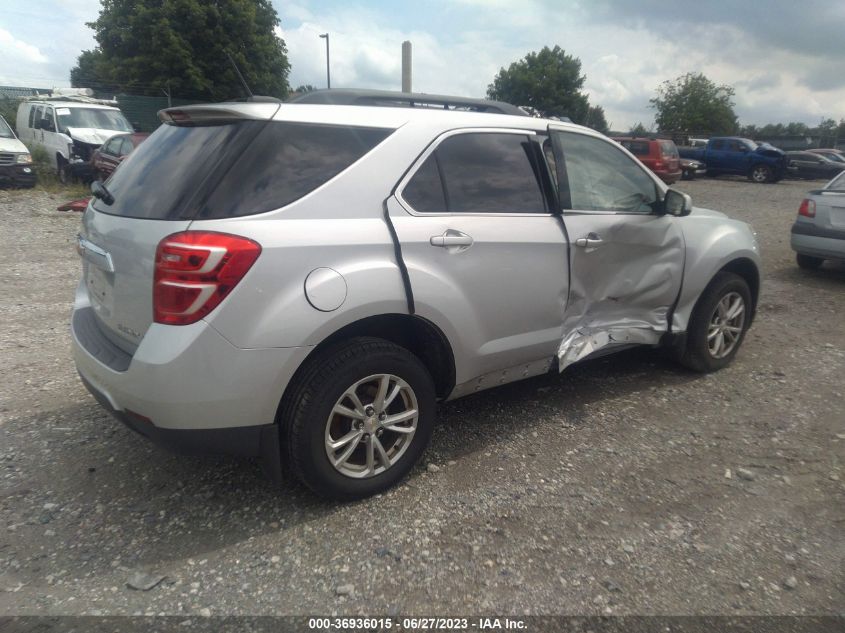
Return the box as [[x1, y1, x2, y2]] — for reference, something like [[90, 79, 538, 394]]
[[678, 137, 789, 184]]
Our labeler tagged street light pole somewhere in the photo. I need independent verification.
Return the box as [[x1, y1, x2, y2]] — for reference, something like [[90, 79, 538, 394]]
[[319, 33, 331, 89]]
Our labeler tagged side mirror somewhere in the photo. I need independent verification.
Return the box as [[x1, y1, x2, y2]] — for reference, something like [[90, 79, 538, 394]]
[[663, 189, 692, 217]]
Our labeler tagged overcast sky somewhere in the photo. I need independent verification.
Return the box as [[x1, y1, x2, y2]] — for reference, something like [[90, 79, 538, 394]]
[[2, 0, 844, 129]]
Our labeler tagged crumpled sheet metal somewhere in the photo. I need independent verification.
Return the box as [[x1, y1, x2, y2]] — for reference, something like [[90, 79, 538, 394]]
[[557, 326, 663, 371], [556, 215, 684, 372]]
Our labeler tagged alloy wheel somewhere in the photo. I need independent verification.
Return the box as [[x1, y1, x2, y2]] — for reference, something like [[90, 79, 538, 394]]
[[707, 291, 746, 359], [324, 374, 418, 478]]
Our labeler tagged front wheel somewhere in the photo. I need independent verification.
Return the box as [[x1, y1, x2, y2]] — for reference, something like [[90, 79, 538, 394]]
[[678, 272, 752, 373], [280, 337, 436, 500], [749, 164, 772, 183], [57, 158, 73, 185]]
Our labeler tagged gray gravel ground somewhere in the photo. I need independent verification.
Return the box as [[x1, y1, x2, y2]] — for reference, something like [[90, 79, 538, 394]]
[[0, 178, 843, 617]]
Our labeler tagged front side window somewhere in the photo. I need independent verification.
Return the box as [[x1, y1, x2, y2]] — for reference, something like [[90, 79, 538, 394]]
[[552, 131, 659, 214], [402, 132, 547, 214], [620, 140, 649, 156]]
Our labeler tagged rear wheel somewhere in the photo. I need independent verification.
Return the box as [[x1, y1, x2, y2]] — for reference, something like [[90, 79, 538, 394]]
[[796, 253, 824, 270], [280, 337, 436, 500], [678, 272, 752, 373], [749, 164, 772, 183]]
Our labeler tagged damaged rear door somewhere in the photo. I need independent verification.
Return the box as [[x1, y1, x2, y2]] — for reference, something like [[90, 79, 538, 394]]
[[547, 127, 685, 370]]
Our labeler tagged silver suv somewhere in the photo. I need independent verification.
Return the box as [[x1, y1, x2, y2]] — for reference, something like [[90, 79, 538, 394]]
[[72, 92, 761, 499]]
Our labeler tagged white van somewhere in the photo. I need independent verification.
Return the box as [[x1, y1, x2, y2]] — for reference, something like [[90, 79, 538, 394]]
[[16, 100, 133, 183]]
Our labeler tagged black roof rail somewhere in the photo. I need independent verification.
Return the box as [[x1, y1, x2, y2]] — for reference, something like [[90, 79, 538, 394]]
[[287, 89, 528, 117]]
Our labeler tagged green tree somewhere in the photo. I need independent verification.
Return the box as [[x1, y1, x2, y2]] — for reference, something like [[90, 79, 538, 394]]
[[487, 46, 590, 123], [650, 72, 738, 135], [585, 105, 609, 135], [294, 84, 317, 94], [629, 122, 649, 136], [71, 0, 290, 101]]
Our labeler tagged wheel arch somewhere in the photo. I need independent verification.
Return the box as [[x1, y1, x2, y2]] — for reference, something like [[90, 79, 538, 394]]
[[718, 257, 760, 322], [281, 313, 457, 406]]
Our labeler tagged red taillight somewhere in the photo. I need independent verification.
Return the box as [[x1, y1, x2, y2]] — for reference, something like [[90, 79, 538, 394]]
[[653, 160, 664, 170], [798, 199, 816, 218], [154, 231, 261, 325]]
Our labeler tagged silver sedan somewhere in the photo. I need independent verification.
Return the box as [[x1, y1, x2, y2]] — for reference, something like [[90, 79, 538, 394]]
[[791, 171, 845, 268]]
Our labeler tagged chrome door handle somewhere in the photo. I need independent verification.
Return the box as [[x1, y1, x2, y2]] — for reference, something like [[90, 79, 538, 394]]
[[430, 231, 474, 248], [575, 233, 603, 248]]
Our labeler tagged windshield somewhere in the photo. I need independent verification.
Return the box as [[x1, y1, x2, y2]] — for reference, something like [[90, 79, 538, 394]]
[[821, 152, 845, 163], [0, 117, 14, 139], [56, 107, 132, 134]]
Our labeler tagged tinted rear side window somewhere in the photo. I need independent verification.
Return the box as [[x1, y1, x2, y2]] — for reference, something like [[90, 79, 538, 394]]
[[434, 133, 546, 214], [621, 140, 650, 155], [402, 154, 447, 213], [93, 120, 392, 220], [198, 122, 391, 219]]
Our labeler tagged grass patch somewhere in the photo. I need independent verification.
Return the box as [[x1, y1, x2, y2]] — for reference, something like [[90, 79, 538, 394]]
[[28, 145, 90, 198]]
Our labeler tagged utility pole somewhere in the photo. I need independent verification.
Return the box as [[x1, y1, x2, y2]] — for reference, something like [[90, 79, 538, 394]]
[[319, 33, 331, 89], [401, 41, 412, 93]]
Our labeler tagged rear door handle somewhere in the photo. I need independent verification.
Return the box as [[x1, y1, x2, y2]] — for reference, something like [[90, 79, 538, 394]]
[[430, 230, 474, 248], [575, 233, 603, 248]]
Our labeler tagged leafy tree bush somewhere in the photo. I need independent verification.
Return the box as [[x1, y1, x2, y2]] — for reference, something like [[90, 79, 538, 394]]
[[650, 72, 738, 135], [71, 0, 290, 101]]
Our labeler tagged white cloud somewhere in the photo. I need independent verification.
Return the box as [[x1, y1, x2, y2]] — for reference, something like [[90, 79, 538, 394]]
[[0, 27, 49, 65]]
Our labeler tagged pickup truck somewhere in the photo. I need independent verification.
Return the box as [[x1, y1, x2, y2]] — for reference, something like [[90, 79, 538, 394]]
[[678, 137, 788, 183]]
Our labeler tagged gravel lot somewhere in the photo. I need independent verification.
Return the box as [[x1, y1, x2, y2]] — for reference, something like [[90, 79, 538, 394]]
[[0, 178, 843, 617]]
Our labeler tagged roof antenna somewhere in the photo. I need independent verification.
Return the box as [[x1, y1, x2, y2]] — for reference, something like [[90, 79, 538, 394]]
[[226, 51, 253, 99]]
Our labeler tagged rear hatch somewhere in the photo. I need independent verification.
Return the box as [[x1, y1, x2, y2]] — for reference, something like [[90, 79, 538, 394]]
[[78, 103, 280, 353], [78, 102, 396, 354]]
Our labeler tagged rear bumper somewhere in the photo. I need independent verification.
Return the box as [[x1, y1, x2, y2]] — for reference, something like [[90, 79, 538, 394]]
[[791, 221, 845, 260], [71, 281, 312, 435], [656, 169, 682, 184], [0, 164, 36, 187]]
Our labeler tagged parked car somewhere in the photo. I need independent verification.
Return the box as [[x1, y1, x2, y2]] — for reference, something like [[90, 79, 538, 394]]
[[785, 151, 845, 180], [791, 170, 845, 269], [611, 137, 682, 184], [680, 157, 706, 180], [679, 137, 788, 183], [0, 115, 35, 188], [72, 91, 761, 500], [91, 132, 149, 181], [16, 100, 134, 183], [808, 148, 845, 164]]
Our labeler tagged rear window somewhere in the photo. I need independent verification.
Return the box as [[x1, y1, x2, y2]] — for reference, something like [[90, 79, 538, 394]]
[[659, 141, 678, 157], [93, 120, 393, 220]]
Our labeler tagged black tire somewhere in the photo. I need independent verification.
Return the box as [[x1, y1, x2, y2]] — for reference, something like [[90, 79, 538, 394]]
[[749, 164, 772, 184], [796, 253, 824, 270], [57, 157, 73, 185], [678, 272, 752, 373], [279, 337, 436, 500]]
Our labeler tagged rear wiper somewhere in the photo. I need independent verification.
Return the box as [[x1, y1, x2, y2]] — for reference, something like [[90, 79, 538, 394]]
[[91, 180, 115, 206]]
